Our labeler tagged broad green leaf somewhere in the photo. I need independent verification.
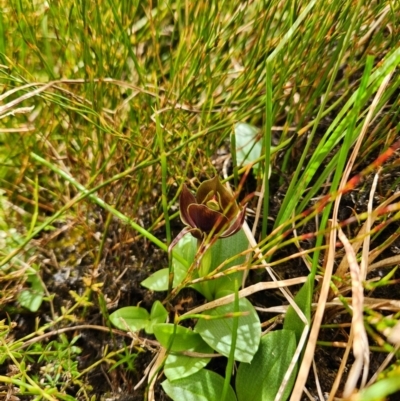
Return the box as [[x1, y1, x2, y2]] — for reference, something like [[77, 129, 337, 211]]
[[150, 300, 168, 323], [141, 234, 197, 291], [358, 375, 400, 401], [202, 228, 249, 300], [236, 330, 297, 401], [172, 233, 197, 279], [172, 234, 197, 272], [233, 122, 263, 173], [109, 306, 149, 332], [146, 301, 168, 334], [164, 339, 213, 381], [141, 268, 170, 291], [194, 298, 260, 363], [18, 270, 44, 312], [162, 369, 237, 401], [153, 324, 204, 352], [283, 274, 312, 342]]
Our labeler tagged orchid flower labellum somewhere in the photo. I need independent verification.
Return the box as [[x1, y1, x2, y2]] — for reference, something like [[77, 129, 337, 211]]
[[169, 176, 246, 252]]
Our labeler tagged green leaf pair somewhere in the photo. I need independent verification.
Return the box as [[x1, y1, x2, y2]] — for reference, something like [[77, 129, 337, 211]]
[[108, 301, 167, 334], [142, 228, 249, 301]]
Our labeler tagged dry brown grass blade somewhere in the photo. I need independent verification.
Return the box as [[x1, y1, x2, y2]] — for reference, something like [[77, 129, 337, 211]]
[[0, 82, 56, 117], [312, 358, 324, 401], [182, 276, 308, 317], [148, 348, 166, 401], [243, 221, 308, 325], [368, 255, 400, 272], [275, 323, 310, 401], [330, 328, 354, 401], [339, 228, 369, 397], [360, 172, 379, 279]]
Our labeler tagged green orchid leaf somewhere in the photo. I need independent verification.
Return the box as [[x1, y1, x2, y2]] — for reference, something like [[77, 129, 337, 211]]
[[162, 369, 237, 401], [146, 301, 168, 334], [233, 122, 263, 173], [141, 268, 170, 291], [200, 228, 249, 300], [236, 330, 297, 401], [194, 298, 260, 363], [164, 338, 213, 381], [109, 306, 150, 332], [358, 374, 400, 401], [153, 323, 204, 352], [141, 234, 197, 291], [172, 233, 197, 278], [283, 274, 313, 342]]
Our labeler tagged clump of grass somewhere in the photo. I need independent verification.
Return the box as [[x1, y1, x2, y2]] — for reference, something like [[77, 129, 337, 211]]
[[1, 0, 400, 400]]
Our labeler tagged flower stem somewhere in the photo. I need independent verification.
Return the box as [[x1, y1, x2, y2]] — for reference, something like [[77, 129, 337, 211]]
[[198, 242, 213, 300], [222, 278, 239, 401]]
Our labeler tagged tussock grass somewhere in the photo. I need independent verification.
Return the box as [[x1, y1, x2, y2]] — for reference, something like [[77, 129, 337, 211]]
[[0, 0, 399, 400]]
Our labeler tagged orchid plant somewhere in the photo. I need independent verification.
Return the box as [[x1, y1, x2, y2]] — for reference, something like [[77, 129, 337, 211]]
[[109, 175, 311, 401], [166, 176, 248, 300]]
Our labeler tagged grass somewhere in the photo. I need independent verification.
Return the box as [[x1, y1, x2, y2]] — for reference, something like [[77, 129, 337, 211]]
[[1, 0, 400, 400]]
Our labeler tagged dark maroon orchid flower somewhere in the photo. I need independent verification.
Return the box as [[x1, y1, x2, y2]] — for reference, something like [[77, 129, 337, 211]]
[[169, 176, 246, 252]]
